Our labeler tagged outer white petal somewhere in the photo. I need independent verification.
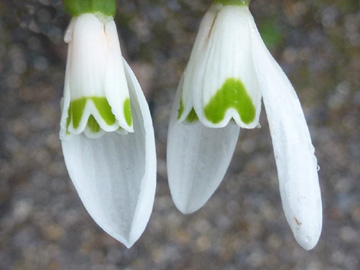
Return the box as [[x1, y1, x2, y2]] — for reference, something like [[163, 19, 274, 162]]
[[104, 20, 133, 132], [64, 17, 76, 44], [179, 5, 220, 121], [167, 76, 240, 214], [59, 38, 73, 140], [191, 5, 261, 129], [61, 59, 156, 248], [249, 17, 322, 250]]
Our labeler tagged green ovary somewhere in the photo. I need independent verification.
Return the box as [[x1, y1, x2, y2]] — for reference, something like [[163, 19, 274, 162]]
[[66, 97, 132, 134], [204, 78, 256, 125]]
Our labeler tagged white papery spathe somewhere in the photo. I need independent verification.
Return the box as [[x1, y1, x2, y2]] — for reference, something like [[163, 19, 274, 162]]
[[168, 3, 322, 250], [60, 14, 156, 248]]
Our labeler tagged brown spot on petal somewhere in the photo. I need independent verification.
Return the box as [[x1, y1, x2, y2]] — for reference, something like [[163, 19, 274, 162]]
[[294, 217, 302, 226]]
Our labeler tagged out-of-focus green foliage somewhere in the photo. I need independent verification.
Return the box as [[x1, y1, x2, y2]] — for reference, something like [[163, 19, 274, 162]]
[[259, 18, 284, 49]]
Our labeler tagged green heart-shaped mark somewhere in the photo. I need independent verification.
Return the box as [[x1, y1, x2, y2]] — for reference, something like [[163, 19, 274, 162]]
[[66, 97, 132, 133], [204, 78, 256, 124]]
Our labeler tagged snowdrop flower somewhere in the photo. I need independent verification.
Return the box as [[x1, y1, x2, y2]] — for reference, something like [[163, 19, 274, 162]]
[[167, 0, 322, 250], [60, 0, 156, 248]]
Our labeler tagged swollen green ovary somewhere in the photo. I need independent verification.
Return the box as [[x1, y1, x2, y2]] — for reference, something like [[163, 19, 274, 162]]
[[204, 78, 256, 124], [66, 97, 132, 133]]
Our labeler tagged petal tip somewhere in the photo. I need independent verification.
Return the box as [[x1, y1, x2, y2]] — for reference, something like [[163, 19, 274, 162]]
[[171, 192, 207, 215], [291, 217, 322, 250], [294, 233, 320, 251], [174, 201, 198, 215]]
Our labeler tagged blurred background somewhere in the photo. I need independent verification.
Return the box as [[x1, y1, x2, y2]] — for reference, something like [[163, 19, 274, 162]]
[[0, 0, 359, 269]]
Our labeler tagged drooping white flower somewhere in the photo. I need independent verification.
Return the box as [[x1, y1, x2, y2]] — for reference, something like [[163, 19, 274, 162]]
[[167, 1, 322, 250], [60, 13, 156, 248]]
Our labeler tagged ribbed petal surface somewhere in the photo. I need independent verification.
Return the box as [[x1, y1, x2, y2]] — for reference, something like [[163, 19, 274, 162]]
[[191, 6, 261, 129], [61, 59, 156, 248], [167, 77, 240, 214], [249, 15, 322, 250]]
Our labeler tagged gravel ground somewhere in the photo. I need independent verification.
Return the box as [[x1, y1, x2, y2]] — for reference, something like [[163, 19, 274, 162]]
[[1, 0, 360, 269]]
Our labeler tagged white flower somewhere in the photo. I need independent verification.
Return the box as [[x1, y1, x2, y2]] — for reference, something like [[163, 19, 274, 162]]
[[167, 3, 322, 250], [60, 13, 156, 248]]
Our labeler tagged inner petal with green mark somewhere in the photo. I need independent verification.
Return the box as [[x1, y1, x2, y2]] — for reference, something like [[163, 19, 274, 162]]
[[178, 98, 199, 123], [66, 97, 132, 134], [123, 98, 132, 126], [204, 78, 256, 125], [87, 115, 101, 133]]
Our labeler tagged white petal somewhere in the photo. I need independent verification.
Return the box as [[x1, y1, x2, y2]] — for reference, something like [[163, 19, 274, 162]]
[[59, 41, 72, 140], [189, 6, 261, 128], [69, 14, 107, 99], [64, 17, 76, 43], [104, 20, 133, 132], [249, 17, 322, 250], [167, 76, 240, 214], [60, 59, 156, 248], [180, 5, 220, 121]]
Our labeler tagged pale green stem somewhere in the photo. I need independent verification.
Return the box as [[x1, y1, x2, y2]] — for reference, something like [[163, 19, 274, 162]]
[[63, 0, 117, 17], [212, 0, 250, 6]]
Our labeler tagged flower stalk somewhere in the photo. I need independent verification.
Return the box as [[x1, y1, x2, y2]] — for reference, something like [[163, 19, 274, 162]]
[[63, 0, 117, 17], [212, 0, 250, 6]]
